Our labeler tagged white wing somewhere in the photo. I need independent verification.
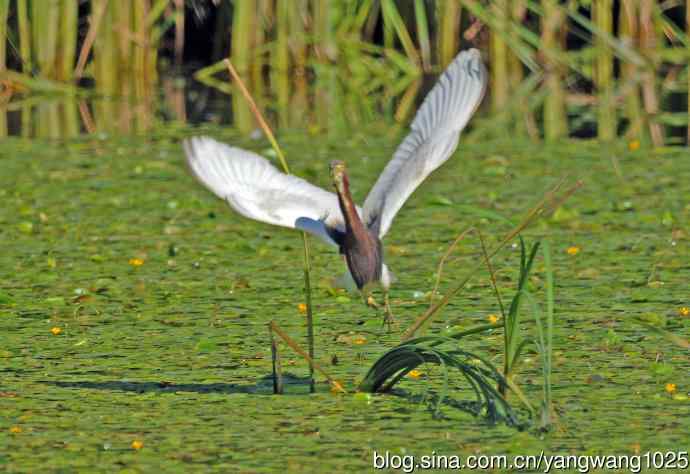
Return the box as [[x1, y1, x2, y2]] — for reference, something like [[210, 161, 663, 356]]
[[184, 136, 349, 246], [363, 49, 487, 238]]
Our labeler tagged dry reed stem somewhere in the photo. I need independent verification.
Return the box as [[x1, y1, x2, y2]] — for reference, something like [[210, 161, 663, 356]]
[[269, 321, 345, 393], [478, 229, 506, 319], [224, 59, 291, 173], [402, 179, 583, 341], [78, 101, 96, 134], [268, 323, 284, 394], [429, 226, 474, 309], [74, 0, 110, 80], [225, 58, 316, 390]]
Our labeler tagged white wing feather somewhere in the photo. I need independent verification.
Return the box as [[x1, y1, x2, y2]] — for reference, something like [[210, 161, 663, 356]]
[[363, 49, 487, 238], [184, 136, 349, 246]]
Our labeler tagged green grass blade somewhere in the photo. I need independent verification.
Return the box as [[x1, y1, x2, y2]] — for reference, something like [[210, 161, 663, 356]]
[[380, 0, 420, 68], [413, 0, 431, 71]]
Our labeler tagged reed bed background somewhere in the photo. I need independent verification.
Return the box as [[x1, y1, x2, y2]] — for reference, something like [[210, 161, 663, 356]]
[[0, 0, 689, 145]]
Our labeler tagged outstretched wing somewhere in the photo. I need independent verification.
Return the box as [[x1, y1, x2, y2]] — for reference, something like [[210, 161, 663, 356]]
[[184, 136, 349, 246], [362, 49, 487, 238]]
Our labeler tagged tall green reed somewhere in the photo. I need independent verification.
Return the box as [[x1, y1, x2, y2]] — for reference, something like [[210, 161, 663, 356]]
[[224, 58, 318, 393], [360, 234, 558, 428], [0, 0, 9, 76], [2, 1, 690, 144]]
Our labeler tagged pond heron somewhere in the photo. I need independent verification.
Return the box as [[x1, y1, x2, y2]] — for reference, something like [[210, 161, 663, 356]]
[[184, 49, 487, 328]]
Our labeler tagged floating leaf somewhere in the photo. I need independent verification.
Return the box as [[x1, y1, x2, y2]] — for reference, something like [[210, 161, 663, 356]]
[[17, 222, 33, 234], [44, 297, 65, 306], [0, 292, 14, 305], [353, 392, 372, 404], [195, 339, 217, 352]]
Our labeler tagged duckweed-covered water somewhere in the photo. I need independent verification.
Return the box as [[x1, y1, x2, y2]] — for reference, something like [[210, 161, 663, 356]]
[[1, 125, 689, 472]]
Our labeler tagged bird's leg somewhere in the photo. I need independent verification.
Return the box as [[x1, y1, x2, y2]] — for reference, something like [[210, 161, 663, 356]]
[[382, 291, 398, 332], [365, 293, 379, 309]]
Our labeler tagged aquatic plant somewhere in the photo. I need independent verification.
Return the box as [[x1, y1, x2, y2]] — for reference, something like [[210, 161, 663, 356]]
[[352, 177, 578, 427], [222, 58, 319, 392], [358, 334, 524, 427], [358, 236, 556, 429]]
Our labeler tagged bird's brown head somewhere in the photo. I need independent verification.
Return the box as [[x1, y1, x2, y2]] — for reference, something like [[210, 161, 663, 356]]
[[330, 160, 347, 193]]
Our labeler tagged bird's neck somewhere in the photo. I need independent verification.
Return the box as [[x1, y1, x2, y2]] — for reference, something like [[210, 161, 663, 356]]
[[336, 173, 368, 238]]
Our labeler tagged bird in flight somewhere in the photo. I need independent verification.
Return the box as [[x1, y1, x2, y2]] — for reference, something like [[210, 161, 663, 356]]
[[184, 49, 487, 328]]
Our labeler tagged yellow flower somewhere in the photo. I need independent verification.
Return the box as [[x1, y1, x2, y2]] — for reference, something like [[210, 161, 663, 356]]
[[352, 335, 367, 345], [408, 369, 423, 379], [131, 440, 144, 450], [487, 314, 499, 324], [628, 140, 640, 151], [679, 307, 690, 317], [297, 303, 307, 314], [665, 383, 677, 394], [330, 380, 345, 394], [51, 327, 62, 336], [10, 426, 22, 434], [566, 246, 580, 256], [128, 258, 144, 266]]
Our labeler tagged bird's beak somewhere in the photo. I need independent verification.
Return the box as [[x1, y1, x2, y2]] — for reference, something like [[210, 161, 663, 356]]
[[330, 160, 346, 190]]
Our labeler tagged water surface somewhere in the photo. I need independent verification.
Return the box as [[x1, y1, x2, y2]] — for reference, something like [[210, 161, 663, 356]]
[[1, 126, 689, 471]]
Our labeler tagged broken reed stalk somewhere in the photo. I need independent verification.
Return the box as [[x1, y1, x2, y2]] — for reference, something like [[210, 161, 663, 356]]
[[74, 0, 110, 80], [429, 226, 474, 309], [224, 59, 289, 172], [477, 229, 506, 319], [402, 179, 583, 341], [224, 58, 316, 391], [269, 321, 345, 393], [268, 323, 284, 394]]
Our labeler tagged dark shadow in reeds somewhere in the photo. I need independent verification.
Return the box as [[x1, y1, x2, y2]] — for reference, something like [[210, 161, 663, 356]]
[[3, 2, 690, 143]]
